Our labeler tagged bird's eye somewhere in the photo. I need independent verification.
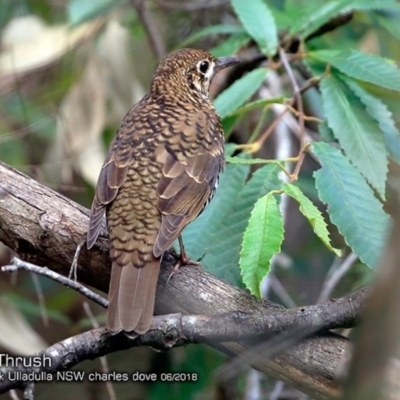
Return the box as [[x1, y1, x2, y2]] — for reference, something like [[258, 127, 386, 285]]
[[199, 60, 209, 74]]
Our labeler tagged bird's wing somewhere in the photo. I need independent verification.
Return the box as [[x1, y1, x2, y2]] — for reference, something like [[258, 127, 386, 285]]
[[86, 124, 132, 249], [153, 111, 224, 257]]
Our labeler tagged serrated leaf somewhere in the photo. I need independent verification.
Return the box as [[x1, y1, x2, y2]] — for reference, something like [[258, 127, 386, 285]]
[[289, 1, 349, 39], [178, 24, 245, 48], [320, 74, 388, 198], [214, 68, 267, 119], [309, 50, 400, 92], [182, 144, 244, 261], [240, 193, 284, 298], [318, 121, 336, 143], [343, 76, 400, 164], [211, 32, 250, 57], [182, 158, 250, 282], [288, 0, 400, 39], [231, 0, 278, 56], [312, 142, 390, 269], [186, 164, 282, 286], [282, 183, 341, 256]]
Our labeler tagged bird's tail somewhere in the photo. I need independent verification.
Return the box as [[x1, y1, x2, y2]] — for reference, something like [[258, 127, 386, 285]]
[[107, 254, 160, 335]]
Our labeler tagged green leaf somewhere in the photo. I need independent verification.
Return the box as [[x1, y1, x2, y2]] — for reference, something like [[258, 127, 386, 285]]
[[350, 0, 400, 10], [211, 32, 250, 57], [269, 4, 293, 30], [182, 159, 250, 285], [178, 24, 245, 48], [287, 0, 400, 38], [282, 183, 341, 256], [214, 68, 267, 119], [68, 0, 124, 24], [222, 115, 242, 139], [240, 193, 284, 298], [289, 1, 349, 39], [224, 143, 239, 157], [309, 50, 400, 92], [377, 13, 400, 41], [229, 96, 286, 116], [185, 164, 282, 286], [343, 77, 400, 164], [231, 0, 278, 56], [318, 121, 336, 143], [320, 74, 388, 198], [312, 142, 390, 269]]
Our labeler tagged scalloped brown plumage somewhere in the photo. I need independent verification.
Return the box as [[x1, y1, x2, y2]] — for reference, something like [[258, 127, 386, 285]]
[[87, 48, 240, 335]]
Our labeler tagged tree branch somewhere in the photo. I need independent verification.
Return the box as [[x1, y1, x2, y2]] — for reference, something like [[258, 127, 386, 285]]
[[0, 281, 366, 395], [0, 161, 357, 399], [2, 257, 108, 308], [1, 256, 367, 340]]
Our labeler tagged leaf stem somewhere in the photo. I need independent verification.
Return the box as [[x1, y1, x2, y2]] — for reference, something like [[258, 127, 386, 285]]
[[279, 47, 307, 182]]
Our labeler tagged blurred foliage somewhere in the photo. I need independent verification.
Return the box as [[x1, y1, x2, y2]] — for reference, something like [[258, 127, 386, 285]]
[[1, 0, 400, 399]]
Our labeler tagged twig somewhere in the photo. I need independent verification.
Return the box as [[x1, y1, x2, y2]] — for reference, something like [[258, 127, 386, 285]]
[[69, 241, 84, 281], [317, 253, 359, 304], [2, 258, 108, 309], [1, 257, 366, 344], [254, 108, 289, 149], [269, 274, 297, 308], [299, 76, 322, 94], [279, 47, 306, 182], [284, 103, 322, 123], [130, 0, 166, 59]]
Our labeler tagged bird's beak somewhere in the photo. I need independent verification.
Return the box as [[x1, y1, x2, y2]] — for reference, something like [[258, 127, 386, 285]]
[[214, 55, 240, 72]]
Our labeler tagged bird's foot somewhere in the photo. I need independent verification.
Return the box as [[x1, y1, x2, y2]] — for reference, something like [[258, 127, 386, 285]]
[[178, 250, 202, 268], [166, 253, 202, 285]]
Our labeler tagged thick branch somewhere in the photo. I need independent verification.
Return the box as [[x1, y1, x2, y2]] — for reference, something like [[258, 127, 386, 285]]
[[2, 257, 367, 340], [0, 161, 351, 399]]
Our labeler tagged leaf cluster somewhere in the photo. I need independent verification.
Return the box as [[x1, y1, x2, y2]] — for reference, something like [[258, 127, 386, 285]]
[[181, 0, 400, 297]]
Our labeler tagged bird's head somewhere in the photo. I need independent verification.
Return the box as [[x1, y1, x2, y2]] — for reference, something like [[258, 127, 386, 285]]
[[150, 48, 240, 101]]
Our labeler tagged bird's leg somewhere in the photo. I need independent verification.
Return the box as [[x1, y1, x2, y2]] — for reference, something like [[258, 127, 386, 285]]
[[166, 236, 201, 284], [178, 235, 201, 267]]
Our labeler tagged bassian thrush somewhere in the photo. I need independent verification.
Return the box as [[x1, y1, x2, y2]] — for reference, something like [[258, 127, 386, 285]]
[[87, 48, 239, 335]]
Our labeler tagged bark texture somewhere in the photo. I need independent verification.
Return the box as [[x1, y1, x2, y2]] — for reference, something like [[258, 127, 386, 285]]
[[0, 161, 350, 399]]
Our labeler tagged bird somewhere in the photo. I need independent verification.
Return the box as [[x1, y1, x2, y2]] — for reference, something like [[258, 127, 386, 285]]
[[86, 48, 240, 335]]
